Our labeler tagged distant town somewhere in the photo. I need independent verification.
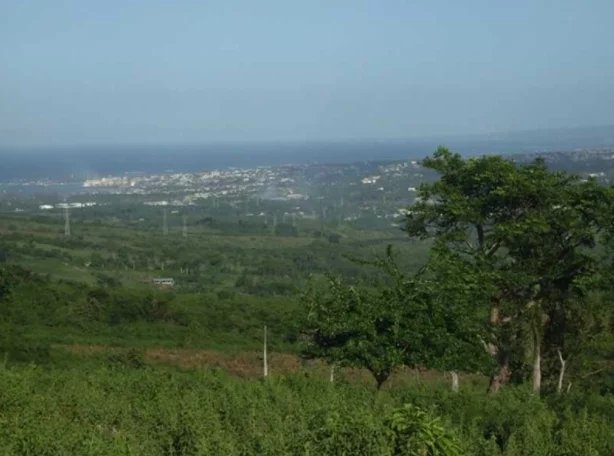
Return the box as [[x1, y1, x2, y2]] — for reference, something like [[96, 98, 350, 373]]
[[1, 149, 613, 233]]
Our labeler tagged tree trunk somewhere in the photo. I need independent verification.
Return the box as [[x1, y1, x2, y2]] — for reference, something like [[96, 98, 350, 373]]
[[489, 303, 500, 326], [488, 354, 511, 393], [556, 349, 566, 394], [450, 371, 459, 392], [531, 311, 542, 395], [487, 300, 512, 393], [373, 370, 390, 390], [329, 365, 335, 383], [532, 341, 541, 394]]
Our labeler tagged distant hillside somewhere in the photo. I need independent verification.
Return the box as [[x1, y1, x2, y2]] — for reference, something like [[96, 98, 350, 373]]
[[508, 148, 614, 183], [444, 125, 614, 155]]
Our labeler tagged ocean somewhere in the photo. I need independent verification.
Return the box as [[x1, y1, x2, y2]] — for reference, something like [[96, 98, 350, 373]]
[[0, 141, 434, 182], [2, 126, 613, 182]]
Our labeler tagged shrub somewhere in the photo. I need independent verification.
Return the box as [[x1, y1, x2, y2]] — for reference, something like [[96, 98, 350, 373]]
[[385, 404, 462, 456]]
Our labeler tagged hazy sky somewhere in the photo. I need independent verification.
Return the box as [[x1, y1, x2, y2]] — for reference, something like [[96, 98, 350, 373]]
[[2, 0, 614, 147]]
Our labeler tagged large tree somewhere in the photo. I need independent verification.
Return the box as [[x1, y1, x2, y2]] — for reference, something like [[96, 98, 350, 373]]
[[405, 147, 613, 393]]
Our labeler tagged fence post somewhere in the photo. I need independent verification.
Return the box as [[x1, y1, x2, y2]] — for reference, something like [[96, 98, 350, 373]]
[[263, 325, 268, 378]]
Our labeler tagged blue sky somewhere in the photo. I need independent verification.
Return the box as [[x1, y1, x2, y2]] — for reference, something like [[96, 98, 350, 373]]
[[2, 0, 614, 146]]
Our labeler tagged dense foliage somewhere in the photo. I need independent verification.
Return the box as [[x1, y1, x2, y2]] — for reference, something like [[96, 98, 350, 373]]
[[0, 363, 612, 455], [302, 247, 492, 388], [404, 148, 614, 393]]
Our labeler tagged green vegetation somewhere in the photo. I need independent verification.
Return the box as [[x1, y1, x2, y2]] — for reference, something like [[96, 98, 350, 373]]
[[303, 247, 491, 389], [303, 149, 613, 395], [0, 212, 427, 354], [1, 150, 613, 454], [405, 148, 614, 394], [1, 362, 612, 455]]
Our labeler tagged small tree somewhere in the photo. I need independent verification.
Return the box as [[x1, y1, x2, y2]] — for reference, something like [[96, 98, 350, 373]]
[[302, 273, 407, 388], [301, 248, 492, 389]]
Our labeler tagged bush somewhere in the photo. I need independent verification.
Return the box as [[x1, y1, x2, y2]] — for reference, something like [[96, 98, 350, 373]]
[[385, 404, 462, 456]]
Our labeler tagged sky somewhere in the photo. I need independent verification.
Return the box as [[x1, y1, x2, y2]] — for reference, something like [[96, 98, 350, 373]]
[[2, 0, 614, 147]]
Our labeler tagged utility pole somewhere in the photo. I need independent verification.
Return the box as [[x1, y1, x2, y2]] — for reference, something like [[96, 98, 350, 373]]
[[182, 215, 187, 238], [162, 208, 168, 235], [64, 206, 70, 237]]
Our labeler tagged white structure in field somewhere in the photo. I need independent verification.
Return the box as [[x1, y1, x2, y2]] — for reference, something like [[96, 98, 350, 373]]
[[152, 278, 175, 287]]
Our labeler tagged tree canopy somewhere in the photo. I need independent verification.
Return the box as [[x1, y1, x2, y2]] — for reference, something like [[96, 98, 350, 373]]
[[301, 247, 492, 388], [405, 147, 614, 393]]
